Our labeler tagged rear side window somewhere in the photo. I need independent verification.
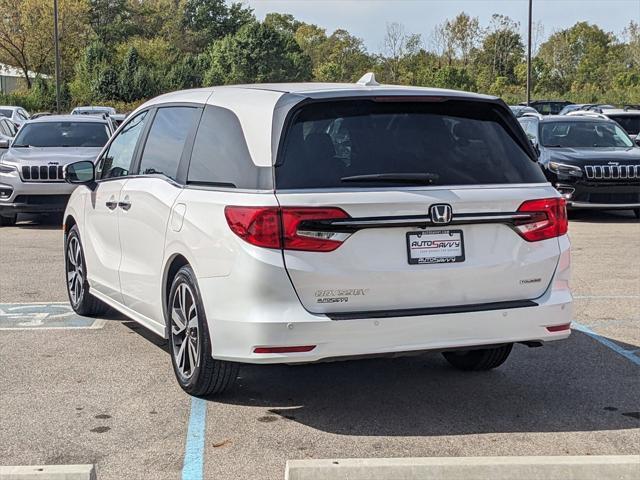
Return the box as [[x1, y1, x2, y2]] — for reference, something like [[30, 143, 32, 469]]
[[138, 107, 200, 181], [187, 105, 272, 189], [276, 99, 545, 189]]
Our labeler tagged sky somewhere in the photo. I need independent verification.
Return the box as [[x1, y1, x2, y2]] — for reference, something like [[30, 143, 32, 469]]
[[244, 0, 640, 53]]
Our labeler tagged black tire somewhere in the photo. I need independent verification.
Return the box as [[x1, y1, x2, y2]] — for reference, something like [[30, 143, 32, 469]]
[[633, 209, 640, 219], [442, 344, 513, 371], [167, 265, 238, 396], [65, 225, 109, 316], [0, 214, 16, 226]]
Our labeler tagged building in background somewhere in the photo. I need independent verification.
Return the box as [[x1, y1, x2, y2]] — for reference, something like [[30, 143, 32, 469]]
[[0, 63, 43, 94]]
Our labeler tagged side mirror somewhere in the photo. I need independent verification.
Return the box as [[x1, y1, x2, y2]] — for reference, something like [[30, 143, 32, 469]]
[[0, 139, 9, 149], [64, 161, 95, 184]]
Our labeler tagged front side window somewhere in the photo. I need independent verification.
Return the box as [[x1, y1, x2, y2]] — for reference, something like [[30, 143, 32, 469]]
[[277, 99, 544, 189], [138, 107, 200, 181], [97, 112, 148, 180], [540, 121, 634, 148], [12, 122, 110, 148]]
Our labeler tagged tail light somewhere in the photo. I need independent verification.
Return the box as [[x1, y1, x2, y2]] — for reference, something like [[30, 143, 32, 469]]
[[515, 197, 568, 242], [224, 206, 350, 251]]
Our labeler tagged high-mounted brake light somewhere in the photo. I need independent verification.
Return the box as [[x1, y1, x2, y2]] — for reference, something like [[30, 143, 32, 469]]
[[224, 206, 350, 252], [515, 197, 568, 242]]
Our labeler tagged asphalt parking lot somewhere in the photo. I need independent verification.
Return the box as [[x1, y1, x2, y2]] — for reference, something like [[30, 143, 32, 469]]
[[0, 211, 638, 480]]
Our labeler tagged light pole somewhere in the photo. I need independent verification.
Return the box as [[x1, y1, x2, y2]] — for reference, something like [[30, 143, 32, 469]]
[[53, 0, 61, 113], [526, 0, 532, 106]]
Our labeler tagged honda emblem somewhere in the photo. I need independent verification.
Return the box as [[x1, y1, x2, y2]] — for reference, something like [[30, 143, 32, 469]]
[[430, 204, 452, 225]]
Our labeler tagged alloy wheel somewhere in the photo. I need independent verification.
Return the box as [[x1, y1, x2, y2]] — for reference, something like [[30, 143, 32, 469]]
[[171, 283, 200, 379], [66, 236, 84, 305]]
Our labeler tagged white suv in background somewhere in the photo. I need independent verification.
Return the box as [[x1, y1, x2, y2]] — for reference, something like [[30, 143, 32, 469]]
[[63, 78, 573, 396], [0, 106, 30, 129]]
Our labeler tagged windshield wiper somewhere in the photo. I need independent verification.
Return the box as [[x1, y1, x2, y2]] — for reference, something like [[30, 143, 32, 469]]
[[11, 144, 30, 148], [341, 173, 440, 184]]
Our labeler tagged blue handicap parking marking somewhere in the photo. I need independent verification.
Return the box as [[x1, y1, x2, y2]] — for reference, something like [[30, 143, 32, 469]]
[[0, 303, 104, 330]]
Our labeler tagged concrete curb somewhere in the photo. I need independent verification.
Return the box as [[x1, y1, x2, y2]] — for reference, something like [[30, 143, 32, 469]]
[[0, 465, 96, 480], [285, 456, 640, 480]]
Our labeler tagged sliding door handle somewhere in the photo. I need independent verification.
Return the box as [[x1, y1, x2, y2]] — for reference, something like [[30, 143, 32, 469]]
[[118, 201, 132, 211]]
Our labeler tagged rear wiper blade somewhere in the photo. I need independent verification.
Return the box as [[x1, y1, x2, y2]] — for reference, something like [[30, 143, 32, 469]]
[[341, 173, 439, 184]]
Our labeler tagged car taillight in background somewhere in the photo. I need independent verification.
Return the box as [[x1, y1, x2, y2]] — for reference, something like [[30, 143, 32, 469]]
[[515, 197, 568, 242], [224, 206, 350, 251]]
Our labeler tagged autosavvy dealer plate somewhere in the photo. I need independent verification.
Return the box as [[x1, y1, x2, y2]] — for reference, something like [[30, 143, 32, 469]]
[[406, 230, 465, 264]]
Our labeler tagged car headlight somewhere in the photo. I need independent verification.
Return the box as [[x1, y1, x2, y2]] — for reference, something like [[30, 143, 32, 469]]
[[0, 162, 17, 174], [548, 161, 583, 177]]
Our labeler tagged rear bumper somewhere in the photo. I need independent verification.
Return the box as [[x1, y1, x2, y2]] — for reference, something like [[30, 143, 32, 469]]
[[200, 236, 573, 364], [208, 292, 572, 364]]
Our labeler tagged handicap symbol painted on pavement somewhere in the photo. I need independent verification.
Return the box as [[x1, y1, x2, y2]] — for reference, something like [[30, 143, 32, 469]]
[[0, 303, 105, 330]]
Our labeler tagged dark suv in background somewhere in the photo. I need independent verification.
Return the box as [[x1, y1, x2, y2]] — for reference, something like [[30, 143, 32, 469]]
[[522, 100, 573, 116], [519, 115, 640, 217]]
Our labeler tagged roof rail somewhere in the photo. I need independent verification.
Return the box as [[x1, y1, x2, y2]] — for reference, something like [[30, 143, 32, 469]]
[[356, 72, 380, 87], [566, 111, 608, 119], [521, 112, 543, 119]]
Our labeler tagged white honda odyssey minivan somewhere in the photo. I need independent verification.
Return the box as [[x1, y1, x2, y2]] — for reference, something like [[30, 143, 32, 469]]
[[63, 77, 572, 396]]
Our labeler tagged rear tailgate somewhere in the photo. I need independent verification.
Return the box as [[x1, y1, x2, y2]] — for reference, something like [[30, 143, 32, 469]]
[[274, 96, 561, 316], [277, 187, 561, 314]]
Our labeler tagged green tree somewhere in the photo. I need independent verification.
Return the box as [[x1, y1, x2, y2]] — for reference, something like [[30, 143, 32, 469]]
[[96, 67, 120, 100], [0, 0, 90, 87], [203, 21, 312, 85], [264, 12, 303, 35], [313, 30, 372, 82], [182, 0, 254, 51], [432, 66, 476, 91], [474, 15, 524, 87], [89, 0, 137, 45], [537, 22, 617, 94]]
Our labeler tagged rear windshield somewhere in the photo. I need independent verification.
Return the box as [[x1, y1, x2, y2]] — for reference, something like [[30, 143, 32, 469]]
[[276, 99, 545, 189], [608, 115, 640, 136], [13, 122, 110, 148], [540, 121, 633, 148]]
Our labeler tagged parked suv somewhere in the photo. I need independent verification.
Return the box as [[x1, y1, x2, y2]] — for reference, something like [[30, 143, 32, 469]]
[[0, 106, 30, 129], [63, 79, 572, 396], [0, 116, 17, 158], [519, 115, 640, 217], [0, 115, 113, 225], [600, 109, 640, 143]]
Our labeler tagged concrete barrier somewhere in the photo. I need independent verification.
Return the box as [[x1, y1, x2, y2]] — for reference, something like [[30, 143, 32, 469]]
[[0, 465, 96, 480], [285, 456, 640, 480]]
